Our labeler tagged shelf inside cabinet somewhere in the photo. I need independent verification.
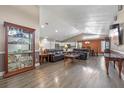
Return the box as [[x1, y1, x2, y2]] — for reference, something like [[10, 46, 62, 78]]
[[8, 60, 33, 72], [8, 43, 31, 45], [8, 35, 30, 39], [8, 51, 33, 55]]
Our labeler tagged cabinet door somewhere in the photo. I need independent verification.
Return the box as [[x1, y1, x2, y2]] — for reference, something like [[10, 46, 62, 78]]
[[4, 22, 35, 76]]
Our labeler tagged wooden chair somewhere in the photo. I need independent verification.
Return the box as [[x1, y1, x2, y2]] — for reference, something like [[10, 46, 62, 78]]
[[39, 49, 49, 65]]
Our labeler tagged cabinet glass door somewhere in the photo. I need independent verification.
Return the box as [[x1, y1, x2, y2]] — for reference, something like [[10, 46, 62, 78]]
[[7, 26, 33, 72]]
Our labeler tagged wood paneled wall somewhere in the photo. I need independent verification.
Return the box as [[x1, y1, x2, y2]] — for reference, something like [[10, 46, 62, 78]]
[[82, 39, 102, 53]]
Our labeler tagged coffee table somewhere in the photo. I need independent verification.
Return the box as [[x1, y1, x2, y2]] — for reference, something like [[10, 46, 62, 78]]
[[64, 54, 79, 65]]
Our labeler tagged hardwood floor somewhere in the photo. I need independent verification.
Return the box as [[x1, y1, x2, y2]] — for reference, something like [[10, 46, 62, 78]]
[[0, 56, 124, 88]]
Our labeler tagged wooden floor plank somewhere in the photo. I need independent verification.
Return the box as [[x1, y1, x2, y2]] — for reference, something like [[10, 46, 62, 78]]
[[0, 56, 124, 88]]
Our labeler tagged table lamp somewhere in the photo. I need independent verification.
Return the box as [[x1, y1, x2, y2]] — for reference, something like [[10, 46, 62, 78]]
[[64, 44, 68, 52]]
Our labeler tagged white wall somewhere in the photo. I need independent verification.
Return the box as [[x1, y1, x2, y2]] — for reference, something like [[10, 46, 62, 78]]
[[58, 41, 77, 51], [101, 41, 105, 52], [60, 42, 76, 47], [39, 38, 55, 49], [39, 38, 77, 50], [0, 5, 40, 52], [112, 8, 124, 52], [0, 21, 5, 52]]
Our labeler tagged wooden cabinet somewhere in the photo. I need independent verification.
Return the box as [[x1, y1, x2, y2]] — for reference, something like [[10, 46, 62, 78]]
[[4, 22, 35, 78]]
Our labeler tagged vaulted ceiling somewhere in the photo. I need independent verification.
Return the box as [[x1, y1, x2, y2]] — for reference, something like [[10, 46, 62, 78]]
[[40, 5, 118, 41]]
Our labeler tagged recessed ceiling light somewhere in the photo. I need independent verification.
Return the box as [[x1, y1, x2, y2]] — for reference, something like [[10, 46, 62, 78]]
[[55, 30, 58, 32], [41, 25, 44, 28]]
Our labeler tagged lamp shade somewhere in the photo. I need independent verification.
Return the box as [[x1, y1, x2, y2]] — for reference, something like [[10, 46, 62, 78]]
[[64, 44, 68, 48]]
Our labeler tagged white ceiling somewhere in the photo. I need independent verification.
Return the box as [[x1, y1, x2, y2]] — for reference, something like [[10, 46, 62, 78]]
[[40, 5, 118, 41], [11, 5, 39, 21]]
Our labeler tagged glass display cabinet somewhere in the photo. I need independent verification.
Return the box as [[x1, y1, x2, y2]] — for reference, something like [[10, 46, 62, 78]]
[[4, 22, 35, 78]]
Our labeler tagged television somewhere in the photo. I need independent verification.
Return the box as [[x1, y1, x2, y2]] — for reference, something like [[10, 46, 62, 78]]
[[109, 24, 123, 45]]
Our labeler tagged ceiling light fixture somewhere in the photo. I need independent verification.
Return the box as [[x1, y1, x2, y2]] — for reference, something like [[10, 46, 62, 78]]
[[55, 30, 58, 32], [41, 25, 45, 28]]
